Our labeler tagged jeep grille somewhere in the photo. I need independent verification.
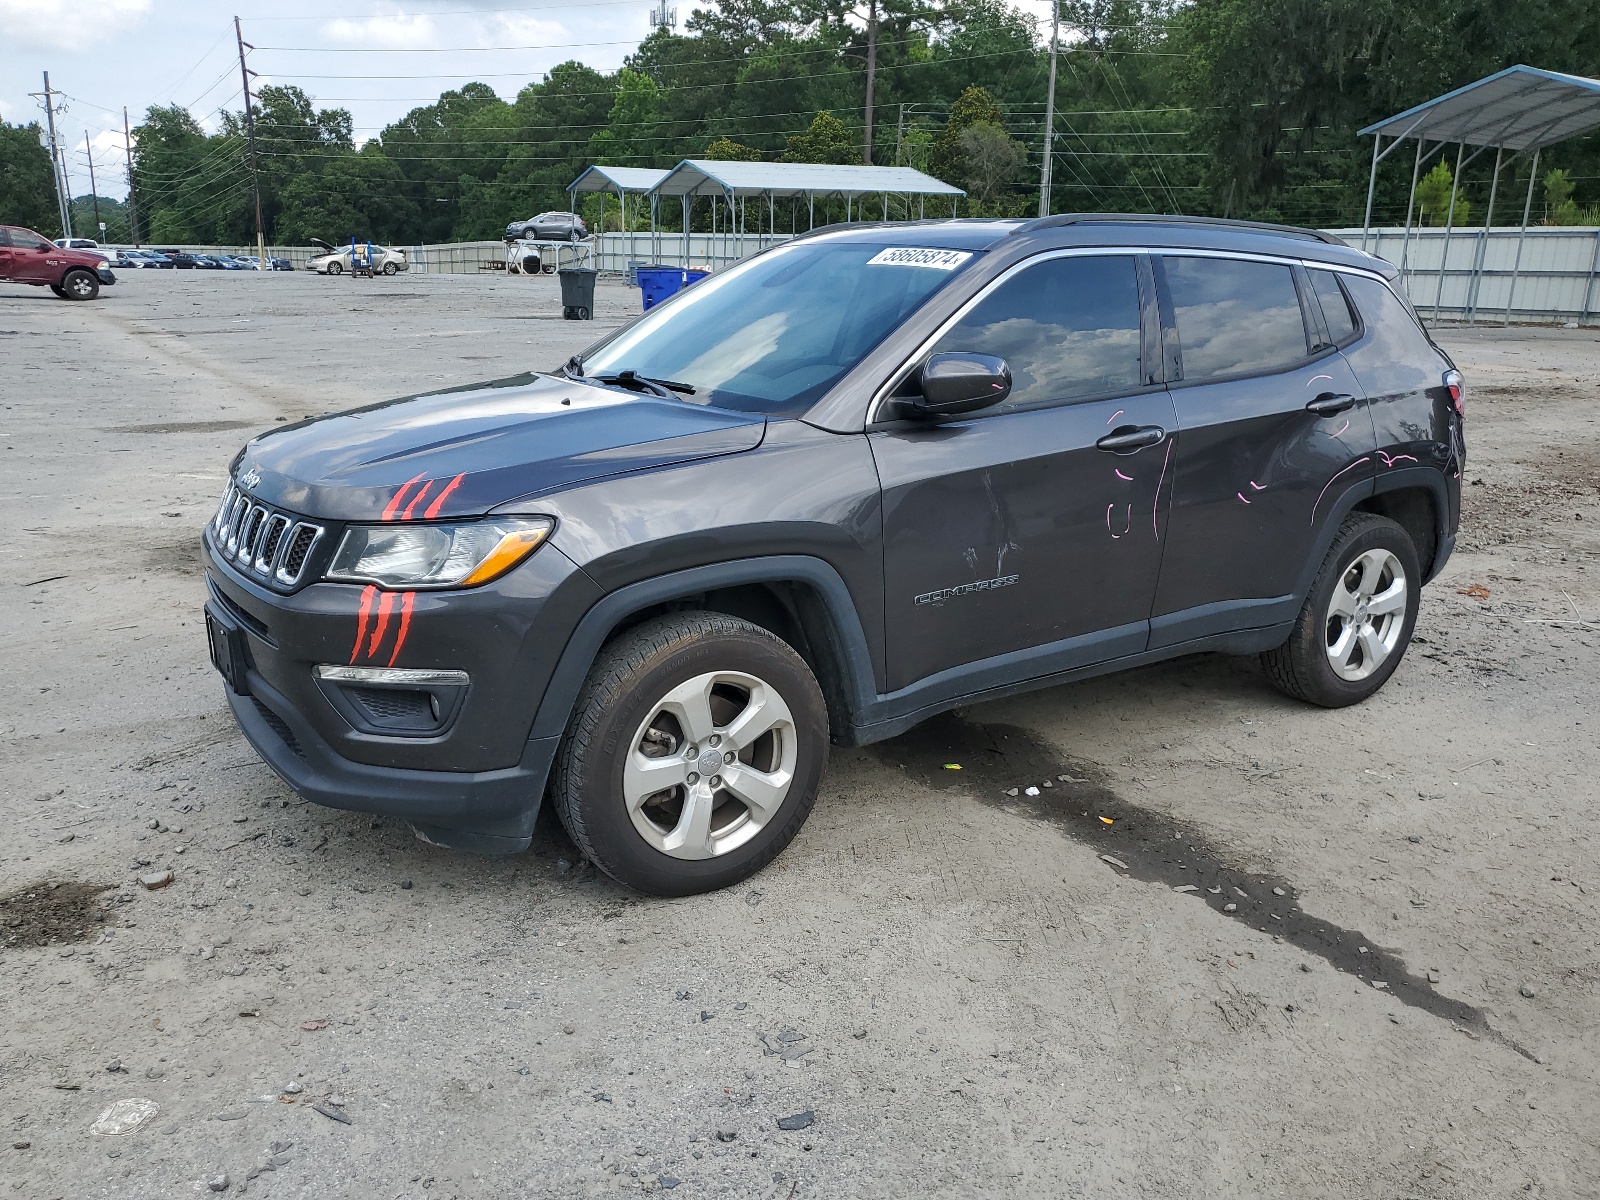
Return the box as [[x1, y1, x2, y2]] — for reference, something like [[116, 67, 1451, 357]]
[[210, 483, 324, 588]]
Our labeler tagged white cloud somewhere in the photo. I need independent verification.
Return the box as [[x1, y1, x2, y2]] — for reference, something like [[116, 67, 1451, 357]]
[[321, 13, 442, 50], [0, 0, 152, 50]]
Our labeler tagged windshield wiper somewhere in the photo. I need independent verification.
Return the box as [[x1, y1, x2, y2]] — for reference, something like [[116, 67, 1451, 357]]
[[587, 369, 696, 399]]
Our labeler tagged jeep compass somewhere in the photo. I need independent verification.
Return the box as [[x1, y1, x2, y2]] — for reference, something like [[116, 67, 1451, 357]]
[[203, 215, 1465, 895]]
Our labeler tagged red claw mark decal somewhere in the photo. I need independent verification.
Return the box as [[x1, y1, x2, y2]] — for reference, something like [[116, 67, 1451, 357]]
[[382, 471, 469, 523], [423, 473, 465, 518], [1106, 503, 1131, 539], [382, 473, 428, 520], [349, 588, 419, 665], [351, 586, 378, 663], [387, 592, 416, 666], [1236, 491, 1252, 505], [1376, 450, 1419, 467]]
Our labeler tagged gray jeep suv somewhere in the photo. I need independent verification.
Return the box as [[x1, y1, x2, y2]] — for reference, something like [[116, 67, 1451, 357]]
[[203, 215, 1464, 895]]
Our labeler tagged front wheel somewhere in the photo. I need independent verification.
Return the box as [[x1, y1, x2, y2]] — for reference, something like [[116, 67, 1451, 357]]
[[382, 262, 398, 276], [61, 270, 99, 301], [1261, 513, 1421, 707], [551, 612, 829, 896], [326, 261, 343, 276]]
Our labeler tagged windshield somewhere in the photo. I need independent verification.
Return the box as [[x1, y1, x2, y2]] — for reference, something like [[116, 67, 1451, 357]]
[[578, 240, 976, 416]]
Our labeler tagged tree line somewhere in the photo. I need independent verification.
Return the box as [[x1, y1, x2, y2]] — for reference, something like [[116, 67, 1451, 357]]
[[3, 0, 1598, 246]]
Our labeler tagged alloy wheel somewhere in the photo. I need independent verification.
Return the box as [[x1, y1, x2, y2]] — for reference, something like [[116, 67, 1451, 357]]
[[622, 670, 797, 860], [1324, 548, 1407, 681]]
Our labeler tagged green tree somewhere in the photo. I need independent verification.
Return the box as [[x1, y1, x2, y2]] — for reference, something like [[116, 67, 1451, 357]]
[[705, 137, 762, 161], [1543, 168, 1579, 224], [1416, 160, 1469, 226], [588, 69, 663, 164], [957, 122, 1026, 207], [782, 110, 859, 163], [0, 121, 59, 235], [929, 85, 1004, 185]]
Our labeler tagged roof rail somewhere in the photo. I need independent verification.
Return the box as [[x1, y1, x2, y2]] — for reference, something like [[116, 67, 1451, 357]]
[[1010, 213, 1346, 246]]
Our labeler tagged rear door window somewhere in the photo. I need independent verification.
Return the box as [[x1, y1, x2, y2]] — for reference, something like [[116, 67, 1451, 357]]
[[929, 254, 1144, 410], [1160, 256, 1311, 381], [1308, 269, 1358, 345]]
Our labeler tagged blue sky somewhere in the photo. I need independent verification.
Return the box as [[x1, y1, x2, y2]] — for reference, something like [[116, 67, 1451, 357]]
[[2, 1, 1056, 201]]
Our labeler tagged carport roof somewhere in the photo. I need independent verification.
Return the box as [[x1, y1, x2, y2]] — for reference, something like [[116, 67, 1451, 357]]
[[569, 165, 671, 194], [647, 159, 964, 199], [1358, 64, 1600, 151]]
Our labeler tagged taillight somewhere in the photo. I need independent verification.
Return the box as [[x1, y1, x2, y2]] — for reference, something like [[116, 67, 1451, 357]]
[[1444, 368, 1465, 415]]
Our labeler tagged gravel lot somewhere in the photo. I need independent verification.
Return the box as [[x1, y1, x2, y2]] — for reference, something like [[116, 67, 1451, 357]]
[[2, 269, 1598, 1199]]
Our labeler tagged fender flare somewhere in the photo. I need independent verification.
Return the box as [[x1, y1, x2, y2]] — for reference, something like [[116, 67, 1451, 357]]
[[1293, 464, 1453, 601], [527, 555, 879, 743]]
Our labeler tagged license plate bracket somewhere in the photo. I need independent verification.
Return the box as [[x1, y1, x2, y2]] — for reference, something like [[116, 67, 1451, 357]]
[[205, 606, 251, 696]]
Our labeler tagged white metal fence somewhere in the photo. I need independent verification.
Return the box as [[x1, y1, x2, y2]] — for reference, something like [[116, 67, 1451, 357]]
[[157, 225, 1600, 326], [1327, 226, 1600, 325]]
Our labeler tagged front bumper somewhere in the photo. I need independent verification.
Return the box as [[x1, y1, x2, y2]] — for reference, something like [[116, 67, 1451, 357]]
[[224, 669, 557, 853], [203, 524, 602, 850], [95, 267, 116, 285]]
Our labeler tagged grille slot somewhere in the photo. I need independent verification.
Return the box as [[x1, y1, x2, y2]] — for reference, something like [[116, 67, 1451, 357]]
[[252, 699, 306, 761], [349, 686, 436, 727], [210, 481, 324, 589]]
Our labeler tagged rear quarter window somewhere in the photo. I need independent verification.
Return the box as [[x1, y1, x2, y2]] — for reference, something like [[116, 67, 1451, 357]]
[[1340, 273, 1439, 365]]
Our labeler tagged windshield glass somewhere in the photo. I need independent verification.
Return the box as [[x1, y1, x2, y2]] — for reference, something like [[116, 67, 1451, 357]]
[[578, 240, 976, 416]]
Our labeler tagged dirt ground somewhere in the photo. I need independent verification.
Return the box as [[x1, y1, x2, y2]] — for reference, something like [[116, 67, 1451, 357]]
[[2, 269, 1597, 1199]]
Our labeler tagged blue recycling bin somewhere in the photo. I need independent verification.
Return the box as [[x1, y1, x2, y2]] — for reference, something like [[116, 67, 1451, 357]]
[[637, 266, 711, 312]]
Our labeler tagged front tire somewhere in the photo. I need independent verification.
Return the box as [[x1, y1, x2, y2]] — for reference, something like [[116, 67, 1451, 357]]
[[61, 270, 98, 300], [326, 261, 343, 276], [383, 262, 398, 276], [551, 612, 829, 896], [1261, 513, 1420, 707]]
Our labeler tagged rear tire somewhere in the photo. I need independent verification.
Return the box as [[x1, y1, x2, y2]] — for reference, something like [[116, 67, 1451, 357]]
[[1261, 513, 1420, 707], [551, 612, 829, 896], [61, 270, 98, 301]]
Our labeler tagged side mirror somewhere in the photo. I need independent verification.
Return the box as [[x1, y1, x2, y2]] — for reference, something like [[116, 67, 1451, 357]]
[[904, 352, 1012, 419]]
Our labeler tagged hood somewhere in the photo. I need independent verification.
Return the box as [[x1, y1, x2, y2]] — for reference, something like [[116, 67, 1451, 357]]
[[308, 237, 336, 253], [235, 371, 767, 522], [54, 246, 108, 268]]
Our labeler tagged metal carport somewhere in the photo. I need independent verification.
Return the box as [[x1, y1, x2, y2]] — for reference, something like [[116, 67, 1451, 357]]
[[1358, 65, 1600, 322], [643, 160, 965, 268], [567, 166, 670, 240]]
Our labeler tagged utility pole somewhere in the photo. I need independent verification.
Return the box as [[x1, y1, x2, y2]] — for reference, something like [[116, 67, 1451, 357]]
[[1038, 1, 1060, 217], [38, 72, 72, 238], [124, 107, 141, 246], [863, 0, 877, 165], [235, 15, 267, 270], [84, 132, 103, 237]]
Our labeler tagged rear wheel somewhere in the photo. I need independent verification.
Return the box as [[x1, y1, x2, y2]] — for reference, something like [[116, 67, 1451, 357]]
[[551, 612, 828, 896], [1261, 513, 1420, 707], [61, 270, 98, 301]]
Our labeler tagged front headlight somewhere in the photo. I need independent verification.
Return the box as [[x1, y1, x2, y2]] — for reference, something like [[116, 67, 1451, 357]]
[[327, 518, 552, 589]]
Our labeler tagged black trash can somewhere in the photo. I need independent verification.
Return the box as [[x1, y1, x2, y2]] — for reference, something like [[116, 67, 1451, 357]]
[[558, 267, 597, 320]]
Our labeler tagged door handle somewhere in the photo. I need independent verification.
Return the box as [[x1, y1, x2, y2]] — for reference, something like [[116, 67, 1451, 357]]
[[1096, 425, 1166, 453], [1305, 392, 1356, 416]]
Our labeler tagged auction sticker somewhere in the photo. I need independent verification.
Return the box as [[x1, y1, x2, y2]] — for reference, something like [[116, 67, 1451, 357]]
[[866, 247, 973, 270]]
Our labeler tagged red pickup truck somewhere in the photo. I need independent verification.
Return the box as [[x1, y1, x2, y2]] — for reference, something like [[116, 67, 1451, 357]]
[[0, 225, 115, 300]]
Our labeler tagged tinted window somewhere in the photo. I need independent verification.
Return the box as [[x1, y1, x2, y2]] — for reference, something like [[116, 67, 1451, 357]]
[[0, 228, 11, 248], [1162, 257, 1309, 380], [1309, 269, 1357, 345], [930, 255, 1142, 409], [11, 229, 52, 252]]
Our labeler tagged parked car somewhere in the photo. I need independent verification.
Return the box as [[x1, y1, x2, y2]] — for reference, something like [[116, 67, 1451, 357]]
[[152, 249, 198, 269], [191, 254, 227, 270], [505, 211, 588, 243], [203, 215, 1465, 896], [2, 225, 114, 298], [306, 239, 407, 276], [124, 249, 173, 269], [53, 237, 101, 251]]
